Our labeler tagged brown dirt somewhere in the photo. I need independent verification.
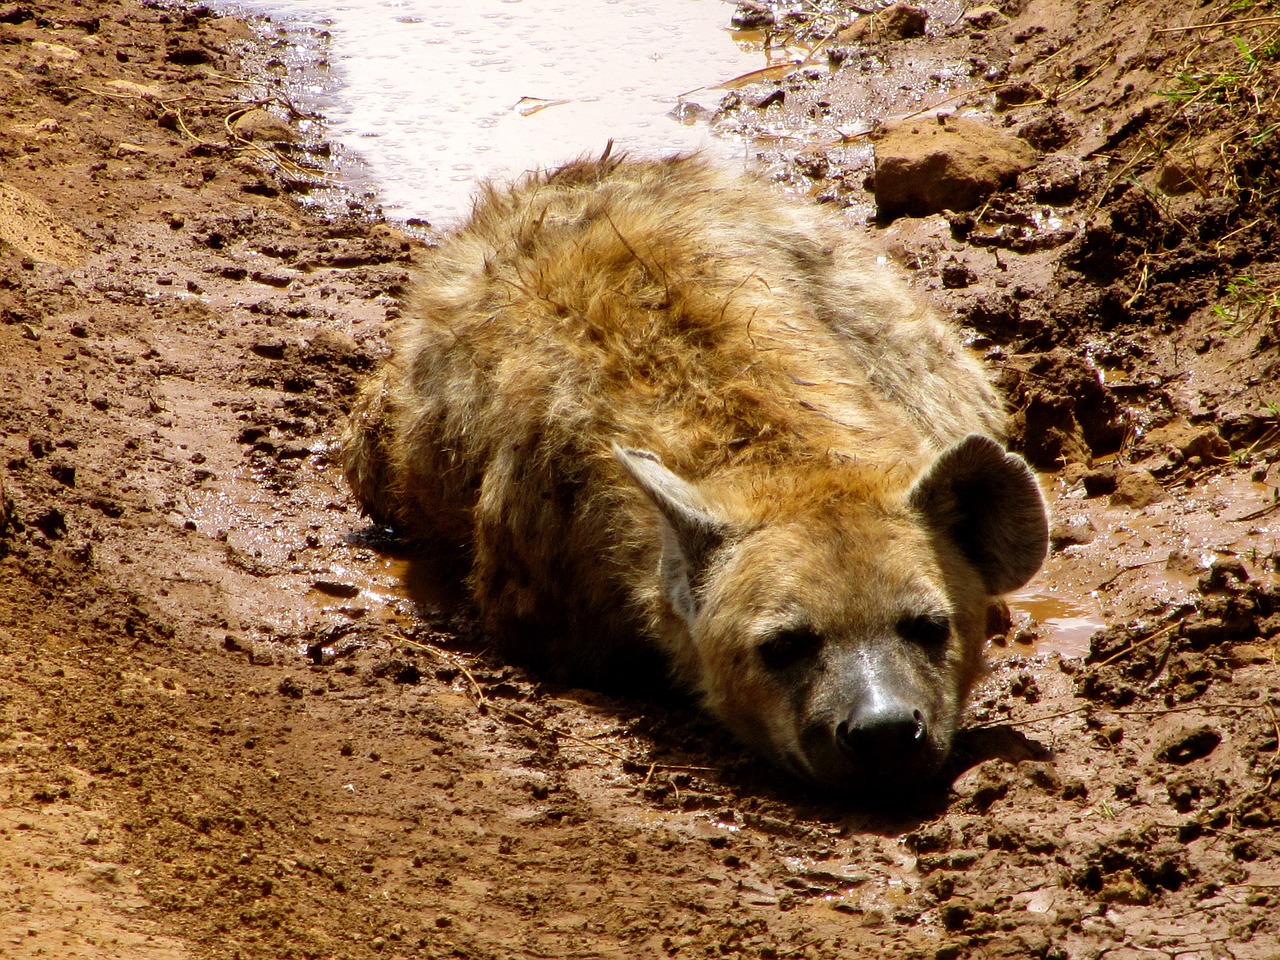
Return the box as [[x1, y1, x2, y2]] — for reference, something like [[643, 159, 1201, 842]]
[[1, 1, 1278, 958]]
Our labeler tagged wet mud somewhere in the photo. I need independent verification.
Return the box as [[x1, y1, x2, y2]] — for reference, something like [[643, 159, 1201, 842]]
[[1, 1, 1278, 958]]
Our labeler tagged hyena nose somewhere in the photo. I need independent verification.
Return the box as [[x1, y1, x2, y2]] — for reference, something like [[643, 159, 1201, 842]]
[[836, 703, 927, 762]]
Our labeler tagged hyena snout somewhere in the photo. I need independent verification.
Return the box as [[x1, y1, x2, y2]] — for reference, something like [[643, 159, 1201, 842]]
[[835, 698, 929, 767], [796, 648, 952, 788]]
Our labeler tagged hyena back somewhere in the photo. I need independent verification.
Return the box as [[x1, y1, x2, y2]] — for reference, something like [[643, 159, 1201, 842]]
[[343, 154, 1048, 792]]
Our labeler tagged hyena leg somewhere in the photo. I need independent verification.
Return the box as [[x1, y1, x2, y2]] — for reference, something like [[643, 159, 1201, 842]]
[[341, 370, 402, 528]]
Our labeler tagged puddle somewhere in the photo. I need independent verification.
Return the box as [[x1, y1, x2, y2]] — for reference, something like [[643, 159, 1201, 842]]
[[1003, 585, 1104, 659], [214, 0, 776, 225]]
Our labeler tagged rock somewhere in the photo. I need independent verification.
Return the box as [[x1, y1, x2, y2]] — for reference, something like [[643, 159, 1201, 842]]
[[305, 328, 361, 365], [277, 676, 306, 698], [730, 1, 774, 29], [1141, 421, 1230, 464], [940, 261, 975, 288], [32, 40, 80, 62], [1098, 872, 1152, 905], [872, 117, 1037, 220], [313, 579, 361, 599], [1016, 110, 1078, 153], [276, 440, 314, 460], [1109, 469, 1165, 508], [1019, 761, 1061, 794], [754, 89, 785, 110], [841, 3, 927, 42], [952, 760, 1011, 812], [1050, 514, 1097, 550], [1198, 556, 1248, 593], [962, 5, 1007, 29], [0, 182, 87, 266], [231, 108, 298, 144], [103, 78, 165, 100], [1080, 464, 1117, 497]]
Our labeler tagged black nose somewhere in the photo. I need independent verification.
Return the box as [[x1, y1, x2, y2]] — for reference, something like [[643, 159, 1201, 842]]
[[836, 703, 927, 762]]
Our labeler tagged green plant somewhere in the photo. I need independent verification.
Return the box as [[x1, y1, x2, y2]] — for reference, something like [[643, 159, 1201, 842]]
[[1221, 274, 1280, 326], [1151, 5, 1280, 208]]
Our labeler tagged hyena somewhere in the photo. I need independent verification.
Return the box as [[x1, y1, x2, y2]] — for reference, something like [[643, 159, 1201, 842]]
[[343, 153, 1048, 792]]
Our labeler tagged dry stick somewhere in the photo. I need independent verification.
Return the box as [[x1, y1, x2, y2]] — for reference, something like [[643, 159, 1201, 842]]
[[1262, 702, 1280, 784], [970, 705, 1087, 729], [223, 109, 333, 183], [779, 937, 830, 959], [1145, 630, 1181, 687], [1213, 217, 1264, 256], [1095, 558, 1168, 592], [171, 108, 210, 147], [983, 698, 1278, 730], [1233, 499, 1280, 523], [1096, 618, 1184, 667], [1155, 13, 1280, 34]]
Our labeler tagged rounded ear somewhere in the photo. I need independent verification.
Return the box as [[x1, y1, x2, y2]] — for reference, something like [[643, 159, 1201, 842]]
[[612, 444, 729, 627], [908, 435, 1049, 596]]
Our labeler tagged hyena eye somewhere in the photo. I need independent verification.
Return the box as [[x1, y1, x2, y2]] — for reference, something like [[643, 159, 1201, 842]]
[[756, 626, 824, 671], [896, 613, 951, 647]]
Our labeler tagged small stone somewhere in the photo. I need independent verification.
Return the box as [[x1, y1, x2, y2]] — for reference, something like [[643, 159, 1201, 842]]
[[962, 5, 1007, 29], [1109, 469, 1165, 509], [231, 108, 298, 144], [1050, 514, 1096, 550], [1080, 465, 1117, 497], [313, 579, 360, 599], [277, 676, 306, 699]]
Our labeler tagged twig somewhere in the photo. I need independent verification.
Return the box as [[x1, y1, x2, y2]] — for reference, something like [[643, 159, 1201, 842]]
[[1155, 14, 1280, 34], [970, 705, 1087, 729], [1095, 618, 1184, 666], [1096, 558, 1166, 591], [1233, 493, 1280, 521], [984, 699, 1278, 730]]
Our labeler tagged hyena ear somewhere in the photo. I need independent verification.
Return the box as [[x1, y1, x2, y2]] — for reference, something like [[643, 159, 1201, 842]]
[[612, 444, 729, 627], [908, 434, 1049, 596]]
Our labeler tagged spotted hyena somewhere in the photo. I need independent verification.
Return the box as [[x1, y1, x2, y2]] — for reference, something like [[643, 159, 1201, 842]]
[[343, 153, 1048, 793]]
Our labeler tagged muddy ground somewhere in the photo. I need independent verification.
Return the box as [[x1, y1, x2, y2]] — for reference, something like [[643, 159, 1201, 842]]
[[1, 0, 1278, 957]]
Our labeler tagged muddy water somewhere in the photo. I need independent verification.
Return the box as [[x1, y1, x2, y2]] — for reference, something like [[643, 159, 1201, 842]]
[[219, 0, 772, 225], [1004, 585, 1102, 659]]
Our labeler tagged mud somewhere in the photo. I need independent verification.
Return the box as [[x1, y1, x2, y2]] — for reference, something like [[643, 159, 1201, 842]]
[[0, 1, 1278, 958]]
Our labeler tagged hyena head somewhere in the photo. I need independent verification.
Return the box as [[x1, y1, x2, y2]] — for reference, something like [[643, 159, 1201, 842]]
[[615, 436, 1048, 795]]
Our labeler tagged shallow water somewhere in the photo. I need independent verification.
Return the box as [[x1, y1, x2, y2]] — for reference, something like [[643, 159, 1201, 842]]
[[1004, 585, 1104, 659], [216, 0, 771, 225]]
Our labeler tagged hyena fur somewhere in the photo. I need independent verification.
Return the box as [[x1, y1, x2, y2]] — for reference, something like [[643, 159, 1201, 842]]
[[343, 153, 1048, 792]]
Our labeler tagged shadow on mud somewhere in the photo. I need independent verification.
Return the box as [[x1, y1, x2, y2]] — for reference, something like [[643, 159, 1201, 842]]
[[352, 524, 1052, 834]]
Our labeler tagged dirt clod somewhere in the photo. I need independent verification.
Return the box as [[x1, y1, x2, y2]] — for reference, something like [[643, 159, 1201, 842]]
[[873, 117, 1037, 221], [1155, 725, 1223, 766]]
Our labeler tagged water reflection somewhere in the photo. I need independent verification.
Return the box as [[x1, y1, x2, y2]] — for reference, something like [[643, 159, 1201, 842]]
[[213, 0, 771, 224]]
